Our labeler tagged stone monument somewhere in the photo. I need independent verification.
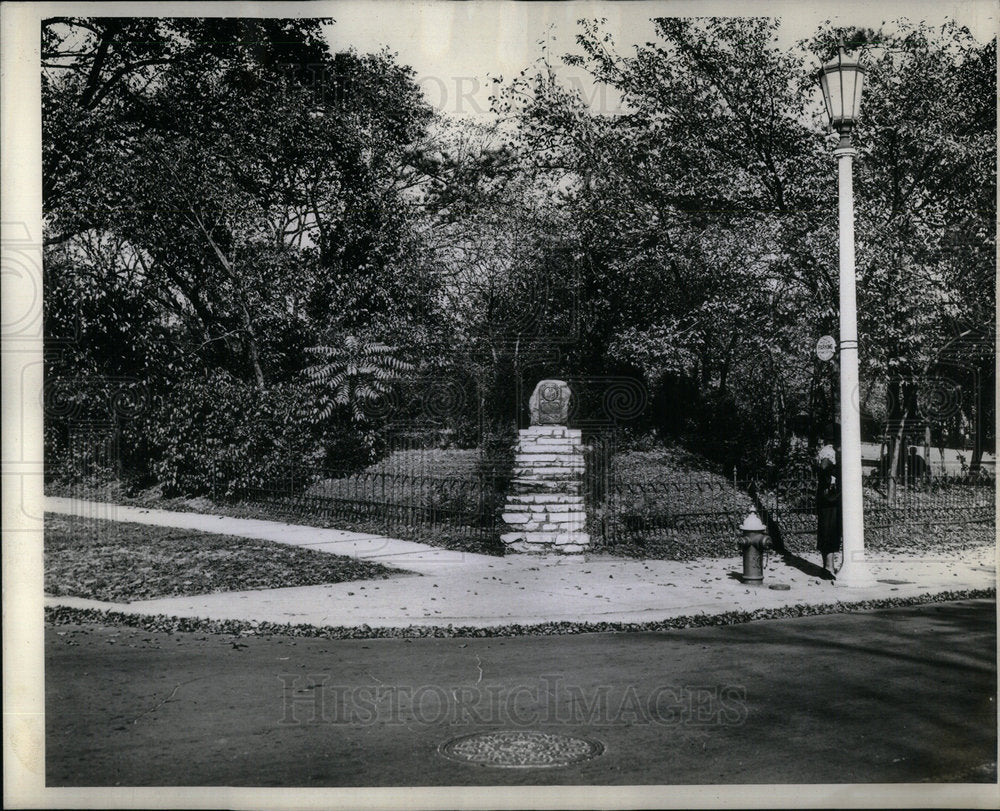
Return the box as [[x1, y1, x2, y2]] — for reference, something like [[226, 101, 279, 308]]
[[501, 379, 591, 554]]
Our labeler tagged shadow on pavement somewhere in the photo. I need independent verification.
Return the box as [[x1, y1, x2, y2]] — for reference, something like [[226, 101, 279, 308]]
[[775, 549, 833, 580]]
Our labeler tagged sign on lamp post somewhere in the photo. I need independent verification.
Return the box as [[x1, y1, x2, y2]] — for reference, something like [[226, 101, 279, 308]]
[[819, 47, 876, 588], [816, 335, 837, 362]]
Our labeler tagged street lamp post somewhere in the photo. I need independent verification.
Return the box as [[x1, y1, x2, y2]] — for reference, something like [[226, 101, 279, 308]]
[[819, 47, 876, 587]]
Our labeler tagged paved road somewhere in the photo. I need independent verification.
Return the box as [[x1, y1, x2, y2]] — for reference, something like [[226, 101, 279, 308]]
[[46, 600, 996, 786]]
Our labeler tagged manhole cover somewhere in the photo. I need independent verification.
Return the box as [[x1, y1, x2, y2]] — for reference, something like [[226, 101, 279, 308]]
[[769, 583, 791, 591], [439, 730, 604, 769], [877, 579, 914, 585]]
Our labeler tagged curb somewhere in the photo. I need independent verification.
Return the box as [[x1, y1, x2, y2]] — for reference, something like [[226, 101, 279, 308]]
[[44, 587, 996, 640]]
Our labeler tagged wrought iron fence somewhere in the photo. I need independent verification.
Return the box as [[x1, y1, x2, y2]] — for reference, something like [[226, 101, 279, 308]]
[[210, 461, 506, 549], [201, 446, 992, 557], [582, 439, 995, 556], [751, 471, 995, 537]]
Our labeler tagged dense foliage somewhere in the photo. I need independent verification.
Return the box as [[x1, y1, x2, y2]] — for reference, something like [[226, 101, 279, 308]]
[[43, 18, 439, 489], [43, 16, 995, 493], [476, 18, 994, 474]]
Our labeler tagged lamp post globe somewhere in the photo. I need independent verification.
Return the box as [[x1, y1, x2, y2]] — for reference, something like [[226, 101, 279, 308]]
[[819, 46, 876, 588], [819, 47, 866, 138]]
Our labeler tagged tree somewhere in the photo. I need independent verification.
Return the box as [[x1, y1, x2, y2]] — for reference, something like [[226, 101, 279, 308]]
[[490, 18, 837, 469], [41, 18, 332, 228], [304, 337, 415, 424], [388, 116, 585, 441], [808, 22, 996, 479], [486, 16, 994, 474], [42, 17, 440, 483]]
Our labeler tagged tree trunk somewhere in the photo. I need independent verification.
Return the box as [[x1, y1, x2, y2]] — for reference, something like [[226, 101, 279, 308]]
[[189, 207, 265, 390], [970, 438, 984, 473], [886, 379, 918, 500], [969, 379, 983, 473], [718, 333, 738, 393], [886, 378, 905, 502], [234, 300, 265, 390]]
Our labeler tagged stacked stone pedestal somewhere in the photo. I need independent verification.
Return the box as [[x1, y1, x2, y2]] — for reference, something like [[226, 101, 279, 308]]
[[501, 426, 591, 554]]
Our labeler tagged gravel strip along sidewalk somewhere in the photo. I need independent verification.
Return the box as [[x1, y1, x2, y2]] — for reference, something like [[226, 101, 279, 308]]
[[45, 497, 996, 634], [45, 588, 996, 639]]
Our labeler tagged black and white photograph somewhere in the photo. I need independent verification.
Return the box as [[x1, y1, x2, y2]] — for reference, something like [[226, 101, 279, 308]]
[[2, 0, 997, 807]]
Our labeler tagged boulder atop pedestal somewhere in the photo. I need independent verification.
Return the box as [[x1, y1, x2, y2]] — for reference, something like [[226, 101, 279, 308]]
[[529, 379, 571, 426], [505, 379, 590, 555]]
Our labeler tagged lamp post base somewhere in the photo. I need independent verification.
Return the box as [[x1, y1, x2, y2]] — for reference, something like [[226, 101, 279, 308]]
[[834, 559, 877, 588]]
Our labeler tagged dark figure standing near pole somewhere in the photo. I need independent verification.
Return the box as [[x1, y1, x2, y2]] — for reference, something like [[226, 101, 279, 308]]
[[816, 425, 843, 577]]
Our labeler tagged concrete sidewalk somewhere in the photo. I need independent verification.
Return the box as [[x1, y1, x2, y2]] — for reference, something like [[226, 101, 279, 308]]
[[45, 497, 996, 629], [45, 496, 494, 573]]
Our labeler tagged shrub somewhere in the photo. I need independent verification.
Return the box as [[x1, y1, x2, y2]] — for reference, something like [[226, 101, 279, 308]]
[[43, 367, 153, 486], [474, 420, 516, 479], [136, 373, 332, 498]]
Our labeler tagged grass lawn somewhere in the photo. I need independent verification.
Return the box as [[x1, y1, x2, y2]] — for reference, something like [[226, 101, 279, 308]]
[[610, 447, 753, 517], [591, 447, 755, 558], [358, 447, 484, 477], [307, 448, 493, 510], [44, 513, 402, 603]]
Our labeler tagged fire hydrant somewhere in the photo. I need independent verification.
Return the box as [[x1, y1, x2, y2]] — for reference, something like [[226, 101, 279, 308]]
[[738, 509, 769, 584]]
